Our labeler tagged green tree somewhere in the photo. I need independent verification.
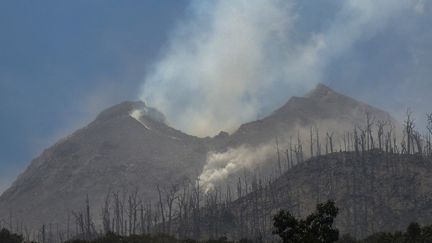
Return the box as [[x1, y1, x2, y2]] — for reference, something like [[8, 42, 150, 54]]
[[337, 234, 357, 243], [273, 201, 339, 243], [0, 228, 23, 243], [406, 222, 421, 243]]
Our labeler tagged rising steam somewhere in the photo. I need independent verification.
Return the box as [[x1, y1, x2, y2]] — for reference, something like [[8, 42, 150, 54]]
[[199, 144, 275, 192], [140, 0, 413, 137]]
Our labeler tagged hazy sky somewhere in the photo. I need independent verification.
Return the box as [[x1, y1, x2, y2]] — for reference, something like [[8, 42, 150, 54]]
[[0, 0, 431, 193]]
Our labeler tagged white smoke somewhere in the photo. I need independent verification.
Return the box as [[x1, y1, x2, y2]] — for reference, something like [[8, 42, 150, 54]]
[[199, 144, 275, 192], [129, 109, 143, 121], [140, 0, 414, 137]]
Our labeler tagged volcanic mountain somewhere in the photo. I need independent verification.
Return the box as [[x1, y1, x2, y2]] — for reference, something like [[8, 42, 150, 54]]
[[0, 101, 209, 230], [0, 84, 397, 231], [223, 83, 397, 148]]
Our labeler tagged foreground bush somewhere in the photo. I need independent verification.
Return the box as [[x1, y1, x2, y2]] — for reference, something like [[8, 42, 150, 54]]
[[65, 232, 244, 243], [273, 200, 339, 243], [337, 222, 432, 243], [0, 228, 24, 243]]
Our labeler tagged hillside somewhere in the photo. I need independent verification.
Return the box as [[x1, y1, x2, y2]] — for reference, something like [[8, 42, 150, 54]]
[[225, 151, 432, 240]]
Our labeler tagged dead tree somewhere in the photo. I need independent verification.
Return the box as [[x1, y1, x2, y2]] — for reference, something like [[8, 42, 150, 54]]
[[326, 132, 334, 154], [354, 127, 359, 156], [285, 149, 290, 170], [41, 224, 46, 243], [139, 202, 145, 234], [165, 184, 179, 235], [365, 113, 375, 150], [112, 192, 123, 235], [102, 192, 111, 234], [404, 110, 415, 154], [243, 170, 249, 195], [296, 132, 304, 163], [156, 185, 166, 233], [426, 113, 432, 156], [146, 203, 153, 234], [343, 132, 348, 152], [192, 178, 201, 238], [385, 129, 392, 153], [152, 203, 160, 233], [237, 177, 243, 199], [127, 189, 139, 235], [376, 120, 388, 151], [83, 195, 96, 239], [316, 126, 321, 156], [413, 131, 423, 155], [66, 211, 71, 240], [310, 127, 314, 157], [289, 136, 294, 168], [275, 137, 282, 175], [70, 195, 96, 240], [176, 182, 191, 237]]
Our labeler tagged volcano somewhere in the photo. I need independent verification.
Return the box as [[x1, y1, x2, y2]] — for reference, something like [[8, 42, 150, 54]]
[[0, 84, 397, 231]]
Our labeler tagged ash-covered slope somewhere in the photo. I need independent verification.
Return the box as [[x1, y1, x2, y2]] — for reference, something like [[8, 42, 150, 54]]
[[224, 84, 397, 148], [0, 101, 209, 229], [228, 151, 432, 240]]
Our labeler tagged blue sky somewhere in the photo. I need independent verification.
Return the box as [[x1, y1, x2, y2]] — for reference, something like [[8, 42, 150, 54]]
[[0, 0, 189, 191], [1, 0, 431, 192]]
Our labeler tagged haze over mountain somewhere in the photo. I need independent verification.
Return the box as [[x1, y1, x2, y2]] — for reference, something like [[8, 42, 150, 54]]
[[0, 84, 398, 231]]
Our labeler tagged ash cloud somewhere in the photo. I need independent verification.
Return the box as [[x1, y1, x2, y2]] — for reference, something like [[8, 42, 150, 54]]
[[140, 0, 414, 137]]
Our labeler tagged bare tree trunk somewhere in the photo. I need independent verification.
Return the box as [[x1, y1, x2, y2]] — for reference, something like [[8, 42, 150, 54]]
[[316, 127, 321, 156], [285, 149, 290, 170], [156, 185, 166, 233], [327, 132, 334, 153], [275, 137, 282, 175], [310, 126, 314, 157], [102, 192, 111, 234], [405, 110, 414, 154], [166, 184, 179, 236]]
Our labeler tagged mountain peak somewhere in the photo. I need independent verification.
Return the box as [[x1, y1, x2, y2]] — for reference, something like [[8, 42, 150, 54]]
[[95, 101, 166, 123], [95, 101, 145, 120], [304, 83, 338, 99]]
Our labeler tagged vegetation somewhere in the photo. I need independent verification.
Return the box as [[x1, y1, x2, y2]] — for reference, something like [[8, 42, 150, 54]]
[[5, 202, 432, 243], [65, 232, 239, 243], [0, 228, 29, 243], [0, 228, 251, 243], [273, 200, 339, 243], [338, 222, 432, 243]]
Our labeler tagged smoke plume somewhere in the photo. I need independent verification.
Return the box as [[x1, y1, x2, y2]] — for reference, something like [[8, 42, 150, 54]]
[[140, 0, 413, 137], [199, 144, 275, 192]]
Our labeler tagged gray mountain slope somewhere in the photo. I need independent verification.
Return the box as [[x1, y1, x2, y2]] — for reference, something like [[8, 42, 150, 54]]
[[0, 101, 208, 229], [223, 84, 397, 149], [227, 151, 432, 239], [0, 84, 399, 230]]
